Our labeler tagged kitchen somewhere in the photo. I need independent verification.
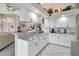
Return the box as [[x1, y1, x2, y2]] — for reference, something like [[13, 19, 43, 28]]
[[0, 3, 79, 56]]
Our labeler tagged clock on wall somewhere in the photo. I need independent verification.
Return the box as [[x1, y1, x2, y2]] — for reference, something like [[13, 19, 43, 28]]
[[22, 24, 25, 27]]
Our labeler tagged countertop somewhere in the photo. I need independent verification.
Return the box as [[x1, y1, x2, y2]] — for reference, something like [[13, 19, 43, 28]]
[[16, 32, 46, 41]]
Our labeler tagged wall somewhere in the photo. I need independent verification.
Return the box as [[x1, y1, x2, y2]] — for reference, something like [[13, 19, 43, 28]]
[[75, 3, 79, 8], [76, 14, 79, 41]]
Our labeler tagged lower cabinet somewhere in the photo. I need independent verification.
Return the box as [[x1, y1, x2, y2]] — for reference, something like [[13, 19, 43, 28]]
[[15, 34, 48, 56], [29, 38, 38, 56], [0, 33, 15, 50], [49, 33, 76, 47], [0, 34, 8, 50]]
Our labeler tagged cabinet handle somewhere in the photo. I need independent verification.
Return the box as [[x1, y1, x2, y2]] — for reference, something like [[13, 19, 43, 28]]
[[35, 42, 37, 46], [57, 37, 60, 39]]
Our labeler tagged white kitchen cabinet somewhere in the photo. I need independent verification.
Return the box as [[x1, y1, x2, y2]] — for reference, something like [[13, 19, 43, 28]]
[[63, 34, 76, 47], [16, 39, 28, 56], [54, 18, 60, 27], [46, 18, 55, 27], [29, 38, 38, 56], [40, 34, 48, 49], [49, 33, 76, 47], [49, 34, 58, 44], [49, 15, 76, 28], [49, 19, 55, 27], [37, 36, 42, 53], [0, 34, 8, 49], [15, 33, 48, 56], [54, 17, 67, 28], [64, 35, 71, 46], [57, 34, 65, 45], [67, 16, 76, 28], [0, 33, 15, 50], [45, 19, 49, 26]]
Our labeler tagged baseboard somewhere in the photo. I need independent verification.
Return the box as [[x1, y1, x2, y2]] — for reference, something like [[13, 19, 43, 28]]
[[0, 42, 14, 51], [48, 43, 70, 48]]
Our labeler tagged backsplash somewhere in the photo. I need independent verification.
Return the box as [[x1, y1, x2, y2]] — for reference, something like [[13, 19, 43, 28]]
[[17, 21, 43, 33], [49, 27, 75, 34]]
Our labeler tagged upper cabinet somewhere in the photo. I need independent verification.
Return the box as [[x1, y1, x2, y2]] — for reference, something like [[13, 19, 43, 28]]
[[19, 8, 45, 24], [54, 15, 76, 28], [67, 16, 76, 28], [47, 8, 79, 28], [49, 18, 55, 27], [46, 16, 73, 28], [19, 9, 31, 22]]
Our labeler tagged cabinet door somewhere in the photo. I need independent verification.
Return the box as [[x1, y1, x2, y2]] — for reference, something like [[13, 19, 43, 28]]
[[43, 34, 48, 44], [67, 16, 75, 28], [49, 34, 58, 44], [8, 34, 15, 44], [37, 34, 44, 52], [37, 36, 41, 52], [29, 38, 38, 56], [0, 34, 9, 50], [54, 17, 67, 27], [45, 19, 49, 27], [17, 39, 28, 56], [64, 35, 72, 47], [50, 19, 54, 27], [54, 18, 60, 27], [57, 34, 65, 45], [64, 34, 76, 47]]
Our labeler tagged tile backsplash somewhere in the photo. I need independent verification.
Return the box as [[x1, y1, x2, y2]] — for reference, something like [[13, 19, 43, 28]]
[[49, 27, 75, 34], [18, 21, 43, 33]]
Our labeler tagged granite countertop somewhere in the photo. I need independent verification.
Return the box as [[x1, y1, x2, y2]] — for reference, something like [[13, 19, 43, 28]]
[[17, 32, 45, 41]]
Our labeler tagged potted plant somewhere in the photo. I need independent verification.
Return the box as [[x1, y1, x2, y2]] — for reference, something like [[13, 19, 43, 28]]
[[62, 5, 72, 11], [47, 8, 53, 16]]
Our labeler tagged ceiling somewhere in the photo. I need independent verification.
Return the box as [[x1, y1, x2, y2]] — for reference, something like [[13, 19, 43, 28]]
[[6, 3, 48, 17], [41, 3, 76, 11]]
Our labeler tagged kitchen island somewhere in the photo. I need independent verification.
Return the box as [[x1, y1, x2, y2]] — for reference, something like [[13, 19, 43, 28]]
[[15, 32, 48, 56]]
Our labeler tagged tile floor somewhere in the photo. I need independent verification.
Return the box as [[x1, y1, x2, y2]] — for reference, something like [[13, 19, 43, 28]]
[[38, 44, 70, 56], [0, 43, 70, 56], [0, 43, 15, 56]]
